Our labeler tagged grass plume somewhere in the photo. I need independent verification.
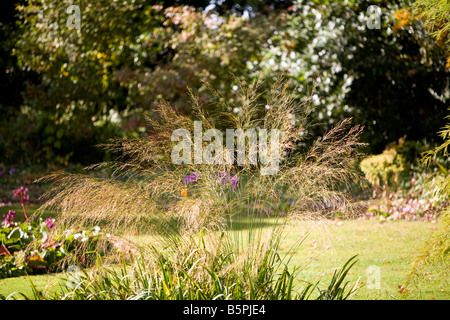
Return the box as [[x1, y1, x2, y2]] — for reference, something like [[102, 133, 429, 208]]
[[35, 78, 366, 236]]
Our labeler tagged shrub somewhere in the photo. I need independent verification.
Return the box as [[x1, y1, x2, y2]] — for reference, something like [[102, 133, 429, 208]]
[[360, 137, 448, 221], [360, 146, 405, 198], [36, 79, 365, 236], [408, 114, 450, 281]]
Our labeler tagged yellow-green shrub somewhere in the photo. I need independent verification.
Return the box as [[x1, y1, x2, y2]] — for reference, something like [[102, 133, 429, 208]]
[[360, 146, 405, 197]]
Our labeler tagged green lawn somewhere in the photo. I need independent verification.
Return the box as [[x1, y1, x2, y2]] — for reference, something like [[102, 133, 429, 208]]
[[0, 211, 448, 300], [1, 204, 54, 222], [0, 274, 62, 300], [278, 219, 449, 300], [123, 217, 450, 300]]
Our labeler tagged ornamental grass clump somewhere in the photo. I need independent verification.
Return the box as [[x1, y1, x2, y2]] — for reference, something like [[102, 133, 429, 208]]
[[35, 78, 365, 236], [26, 225, 358, 300], [22, 78, 365, 301]]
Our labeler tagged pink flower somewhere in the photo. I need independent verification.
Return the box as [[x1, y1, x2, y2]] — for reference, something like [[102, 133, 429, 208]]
[[12, 186, 24, 198], [402, 205, 412, 214], [45, 218, 54, 230], [12, 186, 29, 220], [2, 210, 16, 227]]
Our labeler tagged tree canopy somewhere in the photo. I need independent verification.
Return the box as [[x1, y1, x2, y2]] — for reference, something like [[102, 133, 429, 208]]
[[1, 0, 449, 165]]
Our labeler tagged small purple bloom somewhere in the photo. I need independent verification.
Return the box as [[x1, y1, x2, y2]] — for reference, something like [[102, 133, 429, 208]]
[[9, 167, 16, 175], [0, 170, 3, 176], [218, 171, 230, 184], [230, 175, 239, 187], [182, 173, 200, 184], [45, 218, 54, 230], [217, 171, 239, 187]]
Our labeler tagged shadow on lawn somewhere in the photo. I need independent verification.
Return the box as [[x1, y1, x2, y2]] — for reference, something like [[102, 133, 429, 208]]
[[224, 214, 283, 232], [0, 204, 55, 223]]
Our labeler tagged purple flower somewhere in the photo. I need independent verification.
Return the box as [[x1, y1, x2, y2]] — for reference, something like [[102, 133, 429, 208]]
[[217, 171, 239, 187], [0, 170, 3, 176], [230, 175, 239, 187], [182, 173, 200, 184], [218, 171, 230, 184], [2, 210, 16, 227], [9, 167, 16, 175], [45, 218, 54, 230]]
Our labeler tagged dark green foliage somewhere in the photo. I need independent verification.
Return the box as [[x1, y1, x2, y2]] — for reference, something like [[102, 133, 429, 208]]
[[2, 0, 449, 165], [256, 0, 450, 153]]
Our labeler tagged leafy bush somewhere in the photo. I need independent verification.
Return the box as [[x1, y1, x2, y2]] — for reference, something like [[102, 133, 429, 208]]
[[256, 0, 450, 153], [1, 183, 116, 279], [9, 1, 279, 165], [360, 145, 405, 198], [360, 137, 449, 220], [409, 114, 450, 281]]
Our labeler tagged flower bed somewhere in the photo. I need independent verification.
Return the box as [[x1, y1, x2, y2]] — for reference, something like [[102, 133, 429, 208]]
[[0, 215, 108, 279], [0, 185, 113, 279]]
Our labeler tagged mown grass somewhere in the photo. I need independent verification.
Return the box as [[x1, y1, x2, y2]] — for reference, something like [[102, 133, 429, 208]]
[[131, 217, 449, 300], [280, 219, 449, 300], [0, 204, 54, 222], [0, 274, 62, 300]]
